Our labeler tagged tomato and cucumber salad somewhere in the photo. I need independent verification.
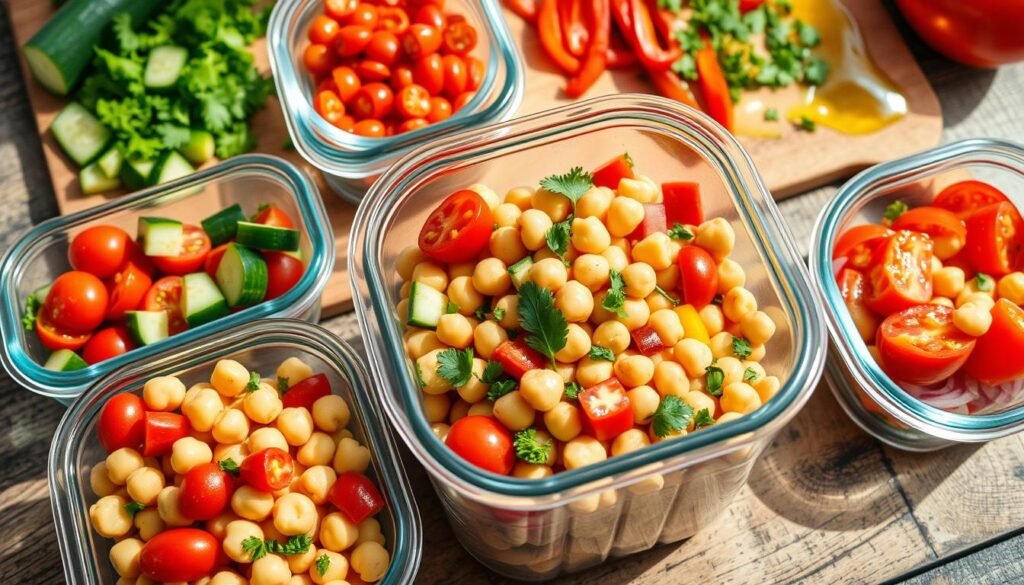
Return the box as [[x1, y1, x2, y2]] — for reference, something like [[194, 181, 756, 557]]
[[23, 204, 307, 370], [397, 155, 782, 477], [88, 357, 392, 583], [832, 180, 1024, 410]]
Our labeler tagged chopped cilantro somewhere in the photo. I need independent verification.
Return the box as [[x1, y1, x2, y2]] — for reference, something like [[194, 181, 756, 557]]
[[706, 365, 725, 397], [546, 219, 572, 265], [21, 292, 42, 331], [316, 554, 331, 577], [743, 367, 760, 383], [219, 458, 241, 476], [437, 348, 475, 388], [492, 307, 506, 321], [513, 428, 553, 464], [693, 408, 716, 429], [480, 360, 505, 384], [245, 371, 261, 392], [976, 273, 994, 292], [487, 379, 517, 401], [589, 345, 615, 362], [651, 396, 695, 438], [763, 107, 780, 122], [445, 301, 460, 314], [540, 167, 594, 211], [884, 200, 909, 222], [564, 382, 582, 401], [732, 337, 753, 360], [123, 501, 146, 517], [517, 282, 569, 367], [798, 115, 817, 132], [668, 222, 694, 241], [602, 269, 629, 318]]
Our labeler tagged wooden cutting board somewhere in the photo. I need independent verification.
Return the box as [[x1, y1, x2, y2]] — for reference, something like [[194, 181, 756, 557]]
[[8, 0, 942, 317]]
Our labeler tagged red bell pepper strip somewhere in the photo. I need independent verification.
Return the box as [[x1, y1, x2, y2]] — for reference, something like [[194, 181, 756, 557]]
[[281, 373, 332, 411], [559, 0, 589, 58], [493, 340, 547, 379], [142, 412, 190, 457], [592, 153, 635, 189], [652, 1, 679, 43], [566, 0, 610, 98], [328, 472, 386, 524], [739, 0, 767, 13], [695, 40, 734, 131], [629, 203, 668, 241], [663, 181, 704, 226], [647, 67, 701, 110], [506, 0, 539, 25], [538, 0, 581, 74], [625, 0, 681, 72], [579, 378, 634, 441], [607, 45, 637, 69], [631, 325, 667, 356]]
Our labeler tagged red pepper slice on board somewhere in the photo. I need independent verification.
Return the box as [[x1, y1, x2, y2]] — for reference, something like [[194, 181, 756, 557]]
[[566, 0, 610, 98], [559, 0, 589, 58], [646, 66, 701, 109], [505, 0, 538, 25], [625, 0, 681, 72], [695, 39, 734, 131], [538, 0, 581, 74]]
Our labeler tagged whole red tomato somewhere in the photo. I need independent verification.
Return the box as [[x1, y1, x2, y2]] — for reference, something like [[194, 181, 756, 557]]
[[445, 415, 514, 475], [97, 393, 146, 453], [139, 529, 220, 582], [896, 0, 1024, 67], [179, 463, 234, 520]]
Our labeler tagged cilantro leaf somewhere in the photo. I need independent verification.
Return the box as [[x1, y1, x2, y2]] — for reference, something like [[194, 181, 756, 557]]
[[123, 501, 146, 517], [268, 535, 313, 555], [732, 337, 753, 360], [492, 307, 506, 321], [693, 408, 716, 429], [487, 379, 517, 401], [445, 301, 460, 315], [589, 345, 615, 362], [246, 372, 261, 392], [603, 269, 629, 318], [242, 536, 268, 560], [277, 376, 289, 392], [437, 348, 475, 387], [513, 428, 553, 464], [668, 223, 694, 241], [706, 365, 725, 396], [798, 115, 817, 132], [655, 285, 680, 306], [21, 291, 42, 331], [316, 554, 331, 577], [564, 382, 582, 401], [540, 167, 594, 211], [474, 298, 491, 322], [764, 107, 780, 122], [517, 282, 568, 366], [743, 367, 761, 383], [796, 21, 821, 47], [884, 200, 909, 222], [976, 273, 994, 292], [651, 396, 695, 438], [480, 360, 505, 384], [219, 458, 241, 476], [546, 219, 572, 264], [804, 58, 829, 86]]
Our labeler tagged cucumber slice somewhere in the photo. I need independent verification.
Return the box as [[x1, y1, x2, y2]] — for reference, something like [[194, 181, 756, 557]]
[[96, 145, 123, 179], [44, 349, 88, 372], [215, 244, 268, 307], [51, 102, 112, 167], [80, 162, 121, 195], [138, 217, 184, 257], [152, 151, 195, 186], [144, 46, 188, 90], [182, 272, 231, 327], [126, 311, 169, 345], [407, 281, 447, 329], [180, 130, 215, 165], [201, 204, 246, 246], [235, 221, 300, 252], [122, 159, 155, 191], [508, 257, 534, 290]]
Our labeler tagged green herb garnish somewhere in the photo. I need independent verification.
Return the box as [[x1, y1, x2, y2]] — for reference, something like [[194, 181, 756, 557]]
[[517, 282, 569, 367], [487, 379, 517, 401], [245, 372, 261, 392], [513, 428, 553, 464], [763, 108, 780, 122], [743, 367, 760, 383], [445, 301, 460, 315], [123, 501, 146, 517], [564, 382, 582, 401], [546, 219, 572, 265], [976, 273, 994, 292], [540, 167, 594, 211], [732, 337, 752, 359], [693, 408, 716, 429], [602, 269, 629, 318], [436, 348, 475, 388], [219, 458, 240, 476], [884, 200, 909, 222], [668, 222, 694, 241], [589, 345, 615, 362], [316, 553, 331, 577], [655, 285, 680, 306], [651, 396, 695, 438], [706, 365, 725, 396]]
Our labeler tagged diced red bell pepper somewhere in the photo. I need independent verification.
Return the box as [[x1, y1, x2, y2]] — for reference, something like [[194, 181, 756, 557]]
[[579, 378, 634, 441], [328, 472, 386, 524], [662, 181, 704, 226], [493, 340, 547, 379], [281, 373, 332, 411], [629, 203, 667, 241], [592, 154, 635, 190], [631, 325, 666, 356], [142, 412, 190, 457]]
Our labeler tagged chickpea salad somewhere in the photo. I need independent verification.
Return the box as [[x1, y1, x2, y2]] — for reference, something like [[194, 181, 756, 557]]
[[88, 357, 391, 584], [396, 154, 782, 477]]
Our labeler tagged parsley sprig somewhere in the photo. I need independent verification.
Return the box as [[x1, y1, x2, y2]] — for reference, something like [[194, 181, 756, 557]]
[[540, 167, 594, 212], [242, 535, 313, 561], [245, 372, 261, 392], [651, 396, 695, 438], [602, 269, 629, 318], [693, 408, 716, 429], [316, 554, 331, 577], [589, 345, 615, 362], [732, 337, 752, 360], [517, 282, 569, 367], [668, 223, 694, 241], [437, 348, 475, 388], [513, 428, 553, 464]]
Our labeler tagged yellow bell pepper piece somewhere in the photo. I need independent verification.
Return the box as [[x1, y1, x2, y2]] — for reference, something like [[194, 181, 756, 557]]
[[675, 304, 710, 346]]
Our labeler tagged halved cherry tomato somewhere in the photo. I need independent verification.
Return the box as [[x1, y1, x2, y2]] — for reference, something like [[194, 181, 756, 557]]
[[965, 299, 1024, 385], [43, 271, 108, 334], [325, 0, 359, 21], [140, 529, 220, 582], [254, 204, 296, 229], [396, 118, 428, 133], [82, 325, 136, 365], [418, 189, 494, 263], [414, 4, 446, 28], [413, 53, 444, 94], [303, 43, 335, 76], [834, 224, 895, 270], [179, 463, 234, 521], [328, 472, 386, 523], [465, 56, 484, 91], [151, 226, 211, 276], [662, 182, 704, 227], [309, 14, 341, 45], [332, 66, 363, 103], [877, 304, 976, 386], [592, 154, 634, 190], [441, 54, 468, 98], [934, 180, 1012, 220], [241, 448, 294, 492], [445, 415, 514, 475], [36, 313, 91, 351], [403, 24, 443, 59], [427, 96, 452, 122], [629, 203, 667, 241], [892, 206, 967, 259], [353, 118, 387, 137], [352, 82, 395, 119], [366, 30, 401, 65], [391, 65, 415, 90], [867, 231, 933, 315], [144, 276, 188, 335], [631, 325, 666, 355], [964, 202, 1023, 277], [69, 225, 132, 278], [395, 83, 431, 119], [579, 378, 633, 441], [204, 243, 230, 279], [493, 340, 546, 379], [377, 6, 411, 34], [355, 59, 392, 82], [264, 252, 305, 300], [347, 3, 378, 28], [677, 245, 719, 308], [97, 393, 146, 453], [105, 262, 153, 320], [443, 20, 478, 55], [335, 25, 373, 58], [315, 88, 346, 126], [281, 373, 332, 410], [836, 268, 879, 343], [142, 411, 190, 457]]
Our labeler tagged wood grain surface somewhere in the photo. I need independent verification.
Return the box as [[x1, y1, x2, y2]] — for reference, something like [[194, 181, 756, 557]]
[[3, 1, 1024, 584]]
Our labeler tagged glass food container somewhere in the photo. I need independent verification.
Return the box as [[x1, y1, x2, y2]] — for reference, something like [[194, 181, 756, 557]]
[[49, 318, 422, 584], [810, 138, 1024, 451], [0, 155, 334, 403], [268, 0, 525, 204], [350, 95, 827, 580]]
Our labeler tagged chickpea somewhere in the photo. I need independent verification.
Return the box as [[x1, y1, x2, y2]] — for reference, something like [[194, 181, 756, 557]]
[[505, 186, 535, 209], [156, 486, 191, 527], [492, 391, 536, 430], [126, 467, 164, 506], [696, 304, 725, 337], [577, 186, 614, 220], [210, 571, 249, 585], [494, 203, 523, 228], [213, 408, 251, 445], [709, 331, 735, 359], [621, 263, 656, 299], [544, 402, 584, 442], [435, 313, 474, 349], [404, 329, 445, 360], [489, 227, 529, 269], [632, 233, 673, 270], [209, 361, 248, 398], [456, 359, 489, 403], [297, 432, 336, 467], [998, 272, 1024, 305], [232, 485, 275, 521], [143, 376, 187, 411], [532, 186, 572, 222], [611, 429, 650, 457], [273, 407, 314, 447], [312, 395, 351, 433], [467, 400, 494, 418], [431, 422, 451, 441], [250, 554, 291, 585], [320, 511, 359, 552], [571, 216, 612, 254], [592, 320, 630, 354], [607, 197, 645, 237], [618, 177, 659, 203], [675, 338, 713, 377], [90, 462, 118, 497], [473, 258, 512, 297], [109, 537, 144, 578], [530, 257, 569, 292], [740, 311, 776, 346], [616, 298, 651, 331], [513, 462, 554, 479], [519, 209, 554, 251], [171, 437, 213, 475], [399, 280, 412, 299], [717, 258, 746, 293], [243, 386, 282, 426], [395, 246, 426, 281], [551, 324, 590, 364], [411, 262, 448, 292], [273, 492, 317, 536], [356, 517, 387, 547], [446, 276, 484, 317], [423, 393, 452, 423], [133, 508, 164, 541], [695, 218, 735, 260], [333, 437, 371, 475], [754, 376, 781, 403], [649, 309, 684, 346], [723, 287, 758, 323], [614, 354, 655, 387], [628, 385, 661, 423], [222, 520, 265, 563], [519, 369, 565, 412], [182, 387, 224, 432], [554, 280, 595, 323], [351, 541, 390, 582], [716, 356, 744, 386], [933, 233, 964, 260], [954, 302, 993, 336], [956, 276, 996, 306], [562, 436, 607, 470], [683, 391, 717, 422], [653, 361, 690, 398], [934, 266, 966, 299], [474, 321, 509, 359], [249, 427, 290, 454], [90, 495, 133, 538], [721, 382, 762, 414], [296, 465, 336, 505], [106, 448, 145, 485]]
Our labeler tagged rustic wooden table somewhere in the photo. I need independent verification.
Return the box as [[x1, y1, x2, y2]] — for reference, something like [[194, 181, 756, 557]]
[[2, 2, 1024, 584]]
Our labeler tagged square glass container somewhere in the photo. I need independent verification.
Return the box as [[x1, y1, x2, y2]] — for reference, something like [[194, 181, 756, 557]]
[[268, 0, 525, 204], [350, 94, 827, 579], [0, 155, 334, 403], [810, 138, 1024, 451], [49, 319, 422, 584]]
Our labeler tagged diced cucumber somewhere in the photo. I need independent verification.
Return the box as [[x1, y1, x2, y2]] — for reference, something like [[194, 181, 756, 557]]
[[182, 273, 230, 327], [138, 217, 184, 257], [96, 145, 123, 179], [180, 130, 215, 165], [144, 46, 188, 90], [80, 162, 121, 195], [121, 158, 155, 190], [51, 102, 112, 167], [235, 221, 300, 252], [407, 281, 447, 329], [152, 151, 195, 186], [215, 244, 268, 307], [125, 311, 169, 345], [201, 204, 247, 246], [508, 257, 534, 290], [44, 349, 88, 372]]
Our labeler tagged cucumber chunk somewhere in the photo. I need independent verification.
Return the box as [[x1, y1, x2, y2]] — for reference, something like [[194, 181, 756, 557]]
[[122, 159, 155, 191], [51, 102, 112, 167], [215, 244, 268, 307], [80, 162, 121, 195], [152, 151, 195, 186], [126, 311, 169, 345], [235, 221, 301, 252], [44, 349, 88, 372], [138, 217, 184, 257], [508, 257, 534, 290], [144, 46, 188, 90], [180, 130, 216, 165], [182, 273, 230, 327], [407, 281, 447, 329], [201, 204, 247, 246], [96, 145, 123, 179]]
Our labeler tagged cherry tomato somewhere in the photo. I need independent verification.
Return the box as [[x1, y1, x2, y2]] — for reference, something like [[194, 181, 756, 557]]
[[366, 30, 401, 65], [395, 84, 432, 119], [69, 225, 131, 278], [426, 96, 451, 122], [836, 268, 879, 343], [834, 224, 894, 270], [933, 180, 1012, 220], [396, 118, 429, 133], [403, 24, 442, 59], [315, 88, 347, 126], [355, 59, 391, 82], [204, 243, 230, 279], [465, 56, 484, 91], [264, 252, 305, 300], [142, 411, 190, 457], [414, 4, 446, 28], [867, 231, 934, 316], [81, 325, 136, 364], [337, 114, 357, 132], [36, 313, 91, 351], [662, 181, 703, 226], [453, 91, 474, 111], [309, 14, 341, 45], [391, 65, 414, 90], [579, 378, 633, 441], [281, 373, 332, 410], [347, 2, 378, 29], [377, 6, 411, 34], [97, 393, 146, 453], [254, 204, 296, 229], [441, 54, 468, 98], [892, 206, 967, 259], [105, 262, 152, 320], [492, 340, 546, 379], [325, 0, 359, 21], [240, 448, 294, 492], [445, 415, 514, 475], [144, 276, 188, 335], [43, 271, 108, 334], [895, 0, 1024, 67], [412, 53, 444, 95], [677, 246, 719, 308], [877, 304, 976, 386], [352, 82, 394, 119], [353, 118, 386, 137], [964, 202, 1023, 277], [335, 25, 373, 58], [150, 226, 212, 276], [328, 472, 386, 523], [418, 189, 494, 263], [180, 463, 234, 520], [332, 66, 363, 103], [965, 299, 1024, 385], [303, 43, 335, 76], [443, 20, 477, 55], [139, 529, 220, 582]]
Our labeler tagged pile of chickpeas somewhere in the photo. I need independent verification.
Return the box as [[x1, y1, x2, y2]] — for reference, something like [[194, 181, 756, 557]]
[[88, 357, 391, 584], [396, 171, 783, 477]]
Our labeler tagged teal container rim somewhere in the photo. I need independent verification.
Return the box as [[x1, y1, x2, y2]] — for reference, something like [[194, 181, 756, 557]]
[[268, 0, 525, 179], [810, 138, 1024, 441], [0, 155, 335, 402], [48, 319, 422, 585], [351, 94, 828, 501]]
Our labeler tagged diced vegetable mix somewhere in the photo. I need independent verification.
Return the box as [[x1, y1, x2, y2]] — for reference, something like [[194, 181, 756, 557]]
[[398, 154, 782, 477], [833, 180, 1024, 414], [88, 358, 391, 583], [24, 204, 306, 370]]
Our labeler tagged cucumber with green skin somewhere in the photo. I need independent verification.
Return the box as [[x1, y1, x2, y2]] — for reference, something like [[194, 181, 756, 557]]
[[151, 151, 195, 186], [96, 145, 123, 179], [144, 46, 188, 90], [180, 130, 216, 165], [44, 349, 88, 372], [122, 159, 156, 190], [51, 102, 112, 167], [235, 221, 301, 252], [181, 273, 230, 327], [80, 162, 121, 195], [215, 244, 268, 307], [407, 281, 446, 329], [138, 217, 183, 257], [126, 310, 169, 345]]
